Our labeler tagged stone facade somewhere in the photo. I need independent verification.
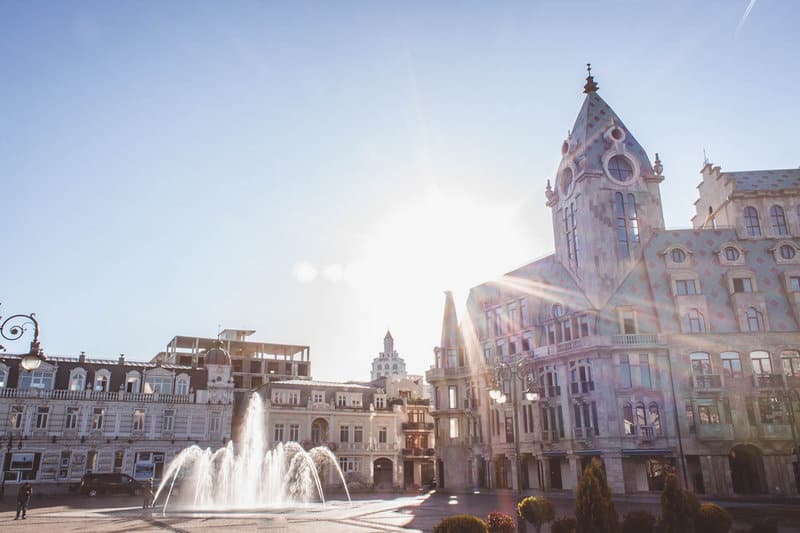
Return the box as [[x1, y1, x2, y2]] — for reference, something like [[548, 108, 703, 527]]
[[426, 72, 800, 497], [370, 331, 408, 380]]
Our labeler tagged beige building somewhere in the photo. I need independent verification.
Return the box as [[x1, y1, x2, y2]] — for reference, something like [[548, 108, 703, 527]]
[[427, 70, 800, 496]]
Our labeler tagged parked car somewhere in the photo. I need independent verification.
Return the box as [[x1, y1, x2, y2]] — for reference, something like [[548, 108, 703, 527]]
[[420, 477, 437, 491], [79, 473, 144, 496]]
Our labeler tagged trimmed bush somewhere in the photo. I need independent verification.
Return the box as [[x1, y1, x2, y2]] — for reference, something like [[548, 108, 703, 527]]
[[575, 458, 619, 533], [551, 516, 578, 533], [518, 496, 556, 533], [659, 473, 699, 533], [621, 510, 656, 533], [486, 511, 515, 533], [433, 514, 488, 533], [748, 518, 778, 533], [694, 503, 732, 533]]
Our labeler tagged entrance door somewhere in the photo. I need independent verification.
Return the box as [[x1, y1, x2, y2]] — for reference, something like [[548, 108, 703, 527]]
[[549, 458, 563, 489], [403, 460, 414, 487], [373, 458, 393, 489], [730, 444, 766, 494], [437, 459, 445, 488]]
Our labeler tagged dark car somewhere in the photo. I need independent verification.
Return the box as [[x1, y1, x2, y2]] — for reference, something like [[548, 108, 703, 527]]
[[79, 473, 144, 496]]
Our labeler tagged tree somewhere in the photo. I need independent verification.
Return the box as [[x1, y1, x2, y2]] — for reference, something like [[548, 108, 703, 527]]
[[517, 496, 555, 533], [659, 473, 699, 533], [575, 458, 619, 533]]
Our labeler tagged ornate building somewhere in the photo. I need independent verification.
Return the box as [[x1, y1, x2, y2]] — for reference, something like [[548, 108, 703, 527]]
[[427, 69, 800, 496], [370, 331, 408, 380]]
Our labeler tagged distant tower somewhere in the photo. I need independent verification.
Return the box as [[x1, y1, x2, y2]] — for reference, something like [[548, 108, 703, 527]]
[[204, 341, 234, 404], [370, 330, 408, 380]]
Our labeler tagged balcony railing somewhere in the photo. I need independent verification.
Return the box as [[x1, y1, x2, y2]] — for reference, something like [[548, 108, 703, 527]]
[[573, 427, 595, 440], [638, 425, 655, 441], [545, 385, 561, 397], [532, 334, 662, 358], [401, 448, 434, 457], [692, 374, 723, 390], [611, 334, 659, 345], [570, 381, 595, 394], [759, 423, 792, 440], [753, 374, 784, 388], [402, 422, 434, 431], [542, 429, 560, 442], [0, 388, 193, 403], [696, 423, 734, 441]]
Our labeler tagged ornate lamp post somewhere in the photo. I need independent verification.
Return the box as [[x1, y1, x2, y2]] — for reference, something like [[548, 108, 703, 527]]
[[487, 356, 536, 533], [0, 307, 46, 371]]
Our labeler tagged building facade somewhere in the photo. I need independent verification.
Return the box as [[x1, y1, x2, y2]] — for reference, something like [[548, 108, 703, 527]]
[[426, 71, 800, 496], [370, 331, 408, 381], [0, 348, 233, 487]]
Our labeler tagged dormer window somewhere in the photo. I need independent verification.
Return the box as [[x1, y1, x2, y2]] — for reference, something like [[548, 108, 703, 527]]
[[561, 167, 574, 196], [780, 244, 796, 260], [69, 368, 86, 391], [733, 277, 753, 293], [724, 247, 740, 261], [175, 374, 190, 395], [670, 249, 686, 263], [615, 193, 639, 258], [94, 369, 111, 392], [552, 304, 564, 318]]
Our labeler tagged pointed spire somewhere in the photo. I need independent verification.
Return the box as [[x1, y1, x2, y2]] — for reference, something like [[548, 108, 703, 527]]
[[384, 330, 393, 340], [654, 153, 663, 176], [583, 63, 598, 94], [440, 291, 462, 349]]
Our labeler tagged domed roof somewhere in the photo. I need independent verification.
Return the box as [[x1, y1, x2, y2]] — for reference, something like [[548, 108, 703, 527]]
[[205, 341, 231, 366]]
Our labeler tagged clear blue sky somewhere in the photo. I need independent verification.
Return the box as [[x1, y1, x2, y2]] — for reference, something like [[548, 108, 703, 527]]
[[1, 1, 797, 381]]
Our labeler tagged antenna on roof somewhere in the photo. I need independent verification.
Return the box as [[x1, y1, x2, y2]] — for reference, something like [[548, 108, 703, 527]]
[[703, 149, 710, 165], [217, 324, 221, 340]]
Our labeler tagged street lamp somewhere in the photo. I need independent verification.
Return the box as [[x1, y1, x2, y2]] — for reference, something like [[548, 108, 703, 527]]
[[0, 307, 46, 371], [488, 355, 536, 533]]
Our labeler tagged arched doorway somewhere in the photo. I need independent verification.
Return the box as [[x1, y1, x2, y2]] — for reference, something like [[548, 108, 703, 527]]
[[311, 418, 328, 446], [495, 456, 509, 489], [373, 458, 393, 489], [729, 444, 766, 494]]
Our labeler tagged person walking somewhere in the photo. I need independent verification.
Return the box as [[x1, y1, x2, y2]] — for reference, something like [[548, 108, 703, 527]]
[[15, 482, 32, 520], [143, 478, 154, 509]]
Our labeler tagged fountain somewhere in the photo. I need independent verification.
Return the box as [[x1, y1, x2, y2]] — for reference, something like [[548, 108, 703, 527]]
[[154, 392, 350, 513]]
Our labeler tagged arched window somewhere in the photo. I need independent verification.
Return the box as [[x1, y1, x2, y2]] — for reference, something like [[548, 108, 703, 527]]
[[745, 307, 765, 332], [608, 155, 634, 181], [175, 374, 190, 395], [622, 403, 635, 435], [770, 205, 788, 235], [690, 352, 711, 374], [781, 350, 800, 377], [564, 202, 579, 268], [750, 351, 773, 375], [94, 369, 111, 392], [615, 193, 639, 258], [69, 368, 87, 391], [635, 402, 647, 429], [569, 359, 594, 394], [125, 371, 140, 394], [648, 403, 661, 435], [686, 309, 706, 333], [539, 367, 560, 397], [744, 206, 761, 237]]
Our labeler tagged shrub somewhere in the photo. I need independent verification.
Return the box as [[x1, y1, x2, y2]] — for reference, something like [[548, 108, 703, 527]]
[[694, 503, 732, 533], [622, 510, 656, 533], [748, 518, 778, 533], [433, 514, 488, 533], [486, 511, 515, 533], [659, 474, 699, 533], [575, 458, 619, 533], [551, 516, 578, 533], [518, 496, 556, 533]]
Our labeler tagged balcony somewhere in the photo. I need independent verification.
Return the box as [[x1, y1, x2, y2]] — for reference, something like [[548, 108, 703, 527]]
[[532, 334, 663, 358], [570, 381, 595, 395], [638, 425, 656, 442], [696, 423, 734, 441], [402, 422, 434, 431], [692, 374, 723, 391], [753, 374, 784, 389], [545, 385, 561, 397], [401, 448, 434, 457], [0, 388, 194, 404], [611, 334, 659, 346], [542, 430, 560, 442], [426, 366, 473, 381], [759, 423, 793, 440], [573, 427, 595, 441]]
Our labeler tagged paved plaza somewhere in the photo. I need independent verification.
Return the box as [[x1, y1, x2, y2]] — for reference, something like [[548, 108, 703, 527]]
[[1, 490, 799, 532]]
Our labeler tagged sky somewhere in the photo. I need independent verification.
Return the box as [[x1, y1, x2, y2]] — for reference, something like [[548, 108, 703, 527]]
[[1, 1, 798, 382]]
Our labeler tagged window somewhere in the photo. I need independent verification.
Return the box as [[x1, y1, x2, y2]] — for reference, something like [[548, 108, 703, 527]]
[[10, 406, 25, 430], [569, 359, 594, 394], [312, 391, 325, 403], [745, 307, 765, 332], [336, 395, 347, 407], [289, 424, 300, 441], [639, 354, 652, 388], [648, 403, 661, 435], [210, 413, 221, 433], [375, 396, 385, 409], [35, 406, 49, 429], [353, 425, 363, 444], [781, 351, 800, 377], [686, 405, 696, 433], [163, 409, 175, 431], [770, 205, 788, 235], [621, 310, 636, 334], [623, 403, 635, 435], [690, 352, 711, 374], [125, 372, 140, 394], [144, 376, 173, 394], [0, 367, 6, 388], [608, 154, 634, 182], [686, 309, 706, 333], [780, 244, 796, 260], [733, 277, 754, 293], [133, 409, 145, 431], [495, 307, 505, 336], [721, 352, 742, 378], [619, 355, 632, 388], [573, 401, 599, 436], [69, 369, 86, 392], [379, 426, 387, 444], [552, 303, 564, 318], [698, 404, 720, 425], [675, 279, 697, 295], [759, 396, 787, 424], [114, 450, 124, 473], [274, 423, 285, 442], [724, 246, 740, 261], [615, 193, 639, 257], [744, 206, 761, 237], [504, 414, 515, 443], [175, 375, 190, 395], [790, 276, 800, 292], [565, 202, 579, 268], [449, 417, 459, 439], [20, 369, 54, 390], [288, 391, 299, 405], [338, 457, 358, 473], [670, 248, 686, 263], [65, 407, 79, 430], [447, 349, 458, 368], [94, 370, 110, 392], [91, 408, 105, 430], [448, 386, 458, 409], [340, 425, 349, 442], [750, 351, 773, 375]]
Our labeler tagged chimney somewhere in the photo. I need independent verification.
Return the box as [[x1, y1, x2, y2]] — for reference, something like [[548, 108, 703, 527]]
[[79, 351, 86, 364], [118, 353, 125, 366]]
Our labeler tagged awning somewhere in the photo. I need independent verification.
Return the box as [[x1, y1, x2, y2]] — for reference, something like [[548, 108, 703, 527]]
[[574, 450, 603, 456], [621, 449, 673, 456], [541, 451, 567, 457]]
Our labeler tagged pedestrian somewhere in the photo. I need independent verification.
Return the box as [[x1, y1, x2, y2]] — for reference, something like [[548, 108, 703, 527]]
[[15, 482, 32, 520], [143, 478, 154, 509]]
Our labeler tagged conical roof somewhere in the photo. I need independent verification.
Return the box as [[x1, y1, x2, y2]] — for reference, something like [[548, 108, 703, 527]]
[[439, 291, 463, 349]]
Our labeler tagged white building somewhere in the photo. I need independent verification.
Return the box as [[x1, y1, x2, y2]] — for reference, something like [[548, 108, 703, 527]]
[[370, 331, 408, 381]]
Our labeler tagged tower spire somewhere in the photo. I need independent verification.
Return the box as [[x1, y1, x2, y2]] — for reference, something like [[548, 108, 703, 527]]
[[439, 291, 462, 349], [583, 63, 599, 94]]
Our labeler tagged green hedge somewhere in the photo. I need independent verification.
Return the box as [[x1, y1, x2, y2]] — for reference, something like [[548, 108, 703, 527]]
[[433, 514, 489, 533]]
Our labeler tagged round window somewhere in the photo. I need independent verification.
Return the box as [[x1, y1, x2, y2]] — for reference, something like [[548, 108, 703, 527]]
[[670, 248, 686, 263], [780, 244, 796, 259], [561, 141, 569, 155], [552, 304, 564, 318], [724, 246, 740, 261], [607, 154, 635, 182], [561, 167, 573, 196], [610, 127, 624, 141]]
